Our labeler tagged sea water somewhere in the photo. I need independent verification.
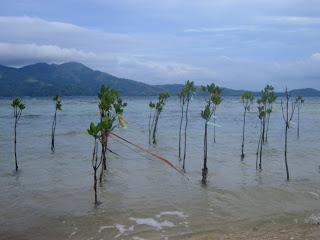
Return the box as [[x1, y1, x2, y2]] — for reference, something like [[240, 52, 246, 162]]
[[0, 96, 320, 239]]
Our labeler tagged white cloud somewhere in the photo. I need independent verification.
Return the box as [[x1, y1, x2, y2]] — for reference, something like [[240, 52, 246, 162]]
[[184, 26, 258, 33], [0, 15, 319, 89], [0, 16, 138, 53], [0, 42, 99, 64], [260, 16, 320, 25]]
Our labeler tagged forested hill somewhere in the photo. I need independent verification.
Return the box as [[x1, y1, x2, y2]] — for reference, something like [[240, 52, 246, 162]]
[[0, 62, 319, 97]]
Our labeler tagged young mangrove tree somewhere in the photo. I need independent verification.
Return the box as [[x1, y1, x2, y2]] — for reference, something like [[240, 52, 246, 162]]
[[265, 85, 277, 143], [201, 84, 222, 184], [97, 85, 127, 183], [87, 122, 102, 205], [149, 92, 170, 145], [295, 96, 304, 139], [51, 95, 62, 152], [178, 81, 196, 171], [240, 91, 254, 159], [11, 98, 25, 171], [281, 88, 296, 180]]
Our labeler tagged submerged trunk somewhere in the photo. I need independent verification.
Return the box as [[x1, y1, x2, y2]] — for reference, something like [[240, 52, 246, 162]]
[[262, 113, 266, 144], [256, 120, 262, 170], [182, 100, 189, 171], [152, 112, 159, 145], [259, 117, 265, 170], [178, 104, 184, 160], [284, 97, 290, 181], [202, 122, 208, 184], [297, 108, 300, 139], [284, 122, 289, 180], [99, 135, 108, 184], [14, 115, 18, 171], [94, 168, 98, 204], [265, 113, 270, 143], [148, 110, 152, 145], [241, 108, 247, 159], [92, 139, 100, 205], [51, 109, 57, 152], [213, 116, 216, 143]]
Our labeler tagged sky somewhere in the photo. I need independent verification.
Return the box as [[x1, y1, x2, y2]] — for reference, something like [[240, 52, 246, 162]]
[[0, 0, 320, 90]]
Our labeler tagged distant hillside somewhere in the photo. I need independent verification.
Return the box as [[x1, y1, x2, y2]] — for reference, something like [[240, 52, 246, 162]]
[[0, 62, 319, 97]]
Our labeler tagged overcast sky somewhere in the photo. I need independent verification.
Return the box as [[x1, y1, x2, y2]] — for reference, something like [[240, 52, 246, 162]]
[[1, 0, 320, 90]]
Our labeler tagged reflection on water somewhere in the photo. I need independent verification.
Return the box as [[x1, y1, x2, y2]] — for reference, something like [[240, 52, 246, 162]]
[[0, 96, 320, 239]]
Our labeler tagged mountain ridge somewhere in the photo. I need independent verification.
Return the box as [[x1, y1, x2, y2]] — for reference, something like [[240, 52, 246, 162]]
[[0, 62, 319, 97]]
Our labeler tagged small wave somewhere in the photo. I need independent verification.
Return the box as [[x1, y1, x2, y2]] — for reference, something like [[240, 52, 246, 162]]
[[114, 224, 134, 238], [308, 192, 319, 199], [156, 211, 188, 219], [61, 131, 84, 136], [98, 225, 113, 233], [129, 217, 175, 230], [305, 214, 320, 225]]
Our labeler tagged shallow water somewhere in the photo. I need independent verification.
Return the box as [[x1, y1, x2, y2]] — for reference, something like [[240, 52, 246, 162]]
[[0, 96, 320, 239]]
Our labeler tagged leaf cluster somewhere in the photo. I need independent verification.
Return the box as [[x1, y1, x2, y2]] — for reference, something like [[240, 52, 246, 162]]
[[53, 95, 62, 111], [257, 85, 276, 118], [88, 85, 127, 139], [178, 80, 196, 104], [240, 91, 254, 111], [149, 92, 170, 113], [295, 96, 304, 109], [11, 98, 25, 110], [201, 83, 222, 121]]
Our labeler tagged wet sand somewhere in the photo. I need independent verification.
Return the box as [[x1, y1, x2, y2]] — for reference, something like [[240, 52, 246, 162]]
[[1, 223, 320, 240], [176, 224, 320, 240]]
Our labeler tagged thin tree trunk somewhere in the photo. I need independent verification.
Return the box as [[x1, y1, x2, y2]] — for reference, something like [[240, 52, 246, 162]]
[[51, 109, 57, 152], [284, 96, 290, 181], [284, 122, 289, 180], [14, 114, 18, 171], [259, 117, 265, 170], [92, 139, 99, 205], [99, 135, 108, 184], [241, 108, 247, 159], [152, 113, 159, 145], [256, 120, 262, 169], [266, 113, 270, 143], [94, 168, 98, 204], [213, 116, 216, 143], [262, 110, 266, 144], [297, 108, 300, 139], [202, 122, 208, 184], [178, 104, 184, 160], [182, 100, 189, 170], [148, 110, 152, 145]]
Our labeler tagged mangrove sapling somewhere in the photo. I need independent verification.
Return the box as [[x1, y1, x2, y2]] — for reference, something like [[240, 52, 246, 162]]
[[150, 92, 170, 145], [204, 84, 222, 143], [182, 81, 196, 171], [256, 102, 265, 170], [281, 88, 296, 181], [265, 85, 277, 143], [51, 95, 62, 152], [11, 98, 25, 171], [87, 122, 103, 205], [240, 91, 254, 160], [148, 102, 156, 145], [295, 96, 304, 139], [255, 86, 273, 169], [178, 88, 186, 160], [97, 85, 127, 183], [200, 84, 221, 184]]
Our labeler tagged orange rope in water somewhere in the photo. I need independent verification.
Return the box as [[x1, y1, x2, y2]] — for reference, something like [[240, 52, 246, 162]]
[[109, 132, 185, 177]]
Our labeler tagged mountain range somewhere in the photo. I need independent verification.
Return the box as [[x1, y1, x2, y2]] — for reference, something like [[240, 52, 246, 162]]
[[0, 62, 319, 97]]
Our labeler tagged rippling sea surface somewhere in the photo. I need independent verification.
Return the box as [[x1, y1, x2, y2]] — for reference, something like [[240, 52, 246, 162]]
[[1, 96, 320, 239]]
